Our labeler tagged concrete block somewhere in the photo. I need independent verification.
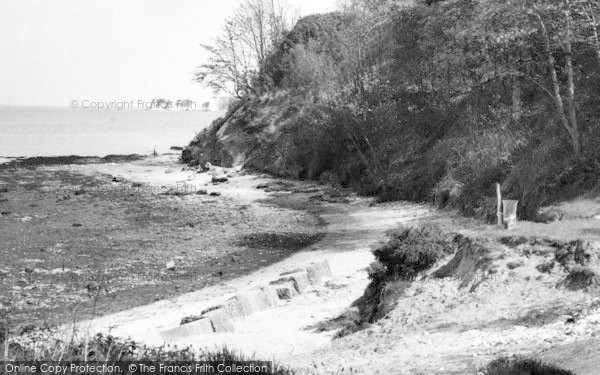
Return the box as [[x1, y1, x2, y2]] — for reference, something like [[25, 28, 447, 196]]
[[306, 260, 332, 284], [222, 298, 248, 320], [203, 308, 235, 333], [270, 271, 310, 293], [260, 286, 280, 307], [247, 289, 277, 311], [160, 318, 214, 340], [224, 294, 256, 318]]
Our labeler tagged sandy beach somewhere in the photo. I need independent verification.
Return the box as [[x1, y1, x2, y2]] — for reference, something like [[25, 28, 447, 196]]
[[0, 154, 324, 331]]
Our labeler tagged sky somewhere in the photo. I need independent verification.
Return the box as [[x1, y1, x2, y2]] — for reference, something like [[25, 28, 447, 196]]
[[0, 0, 338, 107]]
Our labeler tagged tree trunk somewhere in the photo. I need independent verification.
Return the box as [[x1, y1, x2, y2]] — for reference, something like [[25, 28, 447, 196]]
[[536, 10, 582, 156], [564, 2, 582, 156], [511, 73, 522, 122]]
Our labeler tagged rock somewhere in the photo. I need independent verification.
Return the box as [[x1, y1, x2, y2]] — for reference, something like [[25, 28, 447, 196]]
[[211, 176, 228, 184], [86, 282, 102, 294], [231, 255, 241, 263], [506, 260, 524, 270], [165, 261, 176, 270], [209, 192, 221, 197], [536, 260, 555, 274], [272, 281, 298, 300]]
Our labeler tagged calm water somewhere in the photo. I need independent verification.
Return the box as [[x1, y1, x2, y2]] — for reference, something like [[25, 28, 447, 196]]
[[0, 106, 223, 158]]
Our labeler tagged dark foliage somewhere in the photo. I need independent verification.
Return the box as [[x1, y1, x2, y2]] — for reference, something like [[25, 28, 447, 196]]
[[187, 0, 600, 220], [353, 224, 458, 325], [484, 357, 574, 375]]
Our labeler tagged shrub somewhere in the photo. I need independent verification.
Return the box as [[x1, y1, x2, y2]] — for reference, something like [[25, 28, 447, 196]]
[[352, 224, 457, 325], [503, 140, 600, 220], [378, 159, 447, 202], [559, 266, 598, 291], [484, 357, 574, 375], [372, 225, 455, 280]]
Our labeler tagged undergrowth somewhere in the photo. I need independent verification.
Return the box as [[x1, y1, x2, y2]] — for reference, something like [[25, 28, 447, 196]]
[[351, 224, 459, 328], [2, 331, 295, 374], [484, 356, 574, 375]]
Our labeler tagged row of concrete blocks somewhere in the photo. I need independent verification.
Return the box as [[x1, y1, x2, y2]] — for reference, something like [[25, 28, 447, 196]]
[[160, 260, 332, 340]]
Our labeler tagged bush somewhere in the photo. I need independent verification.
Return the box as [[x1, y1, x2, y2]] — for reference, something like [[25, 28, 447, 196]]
[[560, 266, 598, 291], [484, 357, 574, 375], [352, 224, 457, 325], [503, 140, 600, 220], [378, 159, 447, 202], [372, 225, 455, 280]]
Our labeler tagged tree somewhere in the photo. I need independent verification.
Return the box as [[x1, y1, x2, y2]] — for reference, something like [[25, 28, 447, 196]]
[[529, 0, 586, 155], [195, 0, 295, 98]]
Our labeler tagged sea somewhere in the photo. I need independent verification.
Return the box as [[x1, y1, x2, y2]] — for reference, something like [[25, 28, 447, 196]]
[[0, 106, 223, 160]]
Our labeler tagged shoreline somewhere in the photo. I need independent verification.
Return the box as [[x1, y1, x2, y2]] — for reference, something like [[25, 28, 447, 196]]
[[0, 154, 327, 332], [0, 153, 156, 167]]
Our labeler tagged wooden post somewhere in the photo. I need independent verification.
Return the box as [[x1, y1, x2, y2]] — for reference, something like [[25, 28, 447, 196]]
[[496, 183, 503, 227]]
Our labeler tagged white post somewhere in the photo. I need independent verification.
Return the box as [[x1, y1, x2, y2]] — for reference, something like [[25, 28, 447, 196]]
[[496, 183, 503, 227]]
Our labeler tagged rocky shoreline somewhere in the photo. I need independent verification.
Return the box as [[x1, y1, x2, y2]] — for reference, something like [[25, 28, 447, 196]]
[[0, 155, 325, 333]]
